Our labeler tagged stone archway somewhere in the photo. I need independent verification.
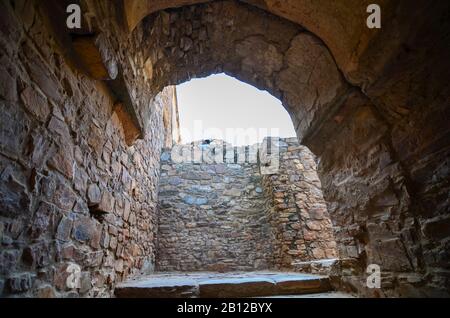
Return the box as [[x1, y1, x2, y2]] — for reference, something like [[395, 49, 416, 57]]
[[126, 1, 432, 296], [0, 0, 448, 298], [132, 1, 348, 144]]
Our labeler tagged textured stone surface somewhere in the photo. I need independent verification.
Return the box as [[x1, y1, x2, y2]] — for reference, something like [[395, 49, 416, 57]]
[[115, 271, 331, 298], [132, 0, 347, 141], [0, 0, 449, 298], [156, 138, 336, 271], [0, 0, 178, 297], [262, 138, 337, 269]]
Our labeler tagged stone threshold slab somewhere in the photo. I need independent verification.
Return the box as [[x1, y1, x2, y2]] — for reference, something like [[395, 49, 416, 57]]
[[115, 271, 332, 298]]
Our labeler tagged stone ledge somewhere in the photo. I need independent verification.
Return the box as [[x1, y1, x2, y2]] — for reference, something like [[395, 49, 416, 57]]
[[115, 272, 332, 298]]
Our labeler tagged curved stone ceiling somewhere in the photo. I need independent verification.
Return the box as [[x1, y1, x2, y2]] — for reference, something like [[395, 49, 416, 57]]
[[124, 0, 397, 85], [124, 0, 210, 31], [129, 1, 348, 142], [124, 0, 449, 93]]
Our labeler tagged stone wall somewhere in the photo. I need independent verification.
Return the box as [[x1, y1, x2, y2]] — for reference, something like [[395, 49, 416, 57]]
[[1, 0, 449, 298], [156, 138, 337, 271], [262, 138, 337, 270], [0, 0, 176, 297], [129, 0, 450, 297], [157, 142, 271, 271]]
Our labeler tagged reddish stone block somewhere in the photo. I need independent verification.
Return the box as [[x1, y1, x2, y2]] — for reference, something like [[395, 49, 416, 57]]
[[53, 183, 77, 211], [48, 144, 74, 180], [22, 242, 50, 268], [20, 86, 50, 122], [98, 191, 115, 214]]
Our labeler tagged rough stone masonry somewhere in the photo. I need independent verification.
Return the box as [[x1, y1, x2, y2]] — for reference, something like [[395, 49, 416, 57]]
[[0, 0, 179, 297], [156, 138, 337, 272], [0, 0, 449, 298]]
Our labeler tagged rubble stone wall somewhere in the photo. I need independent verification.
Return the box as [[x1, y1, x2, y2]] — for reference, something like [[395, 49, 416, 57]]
[[138, 0, 450, 297], [1, 0, 449, 298], [262, 138, 338, 270], [0, 0, 176, 297], [156, 138, 337, 271]]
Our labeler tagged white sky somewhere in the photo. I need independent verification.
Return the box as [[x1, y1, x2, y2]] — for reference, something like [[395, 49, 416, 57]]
[[176, 73, 296, 146]]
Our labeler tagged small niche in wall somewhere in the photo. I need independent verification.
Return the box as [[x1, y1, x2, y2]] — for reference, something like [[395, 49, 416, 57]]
[[88, 205, 109, 223]]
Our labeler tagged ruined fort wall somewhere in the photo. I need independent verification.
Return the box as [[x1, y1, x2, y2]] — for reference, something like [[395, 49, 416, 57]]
[[262, 138, 337, 270], [157, 147, 271, 271], [156, 138, 337, 271], [0, 1, 174, 297], [1, 0, 449, 298]]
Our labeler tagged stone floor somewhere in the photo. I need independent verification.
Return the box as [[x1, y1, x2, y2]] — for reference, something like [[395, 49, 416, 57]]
[[264, 292, 355, 298], [114, 271, 353, 298]]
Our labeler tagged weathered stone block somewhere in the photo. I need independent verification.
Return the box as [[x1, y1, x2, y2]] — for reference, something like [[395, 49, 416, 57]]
[[0, 249, 20, 276], [72, 216, 97, 243], [53, 183, 77, 211], [22, 243, 50, 268], [98, 191, 115, 214], [35, 285, 56, 298], [48, 144, 74, 179], [56, 217, 73, 242], [223, 188, 241, 197], [0, 172, 31, 217], [79, 272, 92, 294], [20, 86, 50, 122], [0, 65, 17, 102], [87, 184, 101, 206]]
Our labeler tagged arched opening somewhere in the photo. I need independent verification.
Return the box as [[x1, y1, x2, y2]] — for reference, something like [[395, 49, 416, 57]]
[[119, 0, 450, 297], [176, 73, 296, 145], [125, 1, 367, 295], [155, 74, 337, 274], [133, 0, 347, 144], [1, 0, 448, 299]]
